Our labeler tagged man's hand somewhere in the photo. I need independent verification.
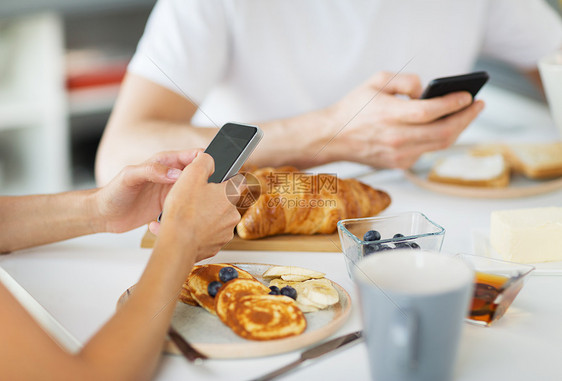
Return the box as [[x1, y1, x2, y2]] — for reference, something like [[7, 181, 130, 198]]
[[93, 150, 201, 233], [325, 71, 485, 169]]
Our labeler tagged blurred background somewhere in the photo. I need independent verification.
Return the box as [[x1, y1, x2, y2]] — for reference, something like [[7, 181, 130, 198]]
[[0, 0, 561, 195]]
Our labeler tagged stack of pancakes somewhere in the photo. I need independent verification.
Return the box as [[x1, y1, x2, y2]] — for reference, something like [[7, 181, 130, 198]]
[[180, 263, 306, 340]]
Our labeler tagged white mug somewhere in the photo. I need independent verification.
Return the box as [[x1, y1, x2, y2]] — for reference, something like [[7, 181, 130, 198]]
[[538, 51, 562, 137]]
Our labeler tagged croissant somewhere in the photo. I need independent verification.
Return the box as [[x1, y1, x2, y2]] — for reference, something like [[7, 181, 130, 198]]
[[236, 167, 391, 239]]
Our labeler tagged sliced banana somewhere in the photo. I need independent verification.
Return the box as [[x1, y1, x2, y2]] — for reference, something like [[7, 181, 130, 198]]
[[263, 266, 325, 280], [297, 293, 327, 310], [280, 274, 311, 282], [296, 301, 321, 313], [301, 279, 339, 307], [269, 278, 304, 293], [304, 278, 332, 287], [265, 266, 338, 312], [269, 278, 326, 311], [297, 305, 319, 313]]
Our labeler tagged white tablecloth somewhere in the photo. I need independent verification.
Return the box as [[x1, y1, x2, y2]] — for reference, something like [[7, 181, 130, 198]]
[[1, 86, 562, 380]]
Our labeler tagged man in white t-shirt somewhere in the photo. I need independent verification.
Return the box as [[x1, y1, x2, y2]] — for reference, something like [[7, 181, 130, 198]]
[[96, 0, 562, 184]]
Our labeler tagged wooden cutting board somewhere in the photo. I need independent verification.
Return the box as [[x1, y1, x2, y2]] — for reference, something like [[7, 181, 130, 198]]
[[140, 229, 342, 252]]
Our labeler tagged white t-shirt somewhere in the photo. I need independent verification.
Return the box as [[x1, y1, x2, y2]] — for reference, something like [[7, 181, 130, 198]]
[[129, 0, 562, 126]]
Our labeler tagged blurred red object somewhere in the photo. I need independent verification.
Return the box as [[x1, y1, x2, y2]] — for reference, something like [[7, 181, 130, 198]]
[[66, 62, 127, 89]]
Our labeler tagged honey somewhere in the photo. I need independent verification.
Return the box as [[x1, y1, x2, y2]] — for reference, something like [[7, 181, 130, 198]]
[[468, 271, 523, 325]]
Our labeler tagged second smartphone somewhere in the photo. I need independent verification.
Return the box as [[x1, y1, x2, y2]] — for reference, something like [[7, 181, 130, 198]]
[[420, 71, 489, 100]]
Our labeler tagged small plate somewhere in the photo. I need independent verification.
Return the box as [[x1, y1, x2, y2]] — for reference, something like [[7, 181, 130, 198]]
[[405, 146, 562, 198], [472, 229, 562, 275], [117, 263, 352, 359]]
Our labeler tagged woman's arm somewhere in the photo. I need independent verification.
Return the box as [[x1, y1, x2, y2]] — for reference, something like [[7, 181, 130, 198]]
[[0, 150, 198, 253], [0, 190, 99, 253], [0, 152, 242, 380]]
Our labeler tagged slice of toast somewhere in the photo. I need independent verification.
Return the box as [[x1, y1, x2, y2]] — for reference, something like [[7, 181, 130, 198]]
[[428, 152, 510, 188], [504, 142, 562, 179]]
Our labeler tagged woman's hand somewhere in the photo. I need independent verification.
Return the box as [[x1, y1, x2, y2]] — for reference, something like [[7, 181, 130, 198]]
[[92, 150, 202, 233], [154, 152, 244, 262]]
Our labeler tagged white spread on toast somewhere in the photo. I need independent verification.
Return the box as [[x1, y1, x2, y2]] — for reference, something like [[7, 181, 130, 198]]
[[435, 153, 504, 180]]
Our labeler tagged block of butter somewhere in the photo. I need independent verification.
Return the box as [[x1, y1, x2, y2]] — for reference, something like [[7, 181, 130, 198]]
[[490, 207, 562, 263]]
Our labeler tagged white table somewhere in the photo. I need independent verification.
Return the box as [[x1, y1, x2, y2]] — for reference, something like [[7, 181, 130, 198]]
[[1, 86, 562, 380]]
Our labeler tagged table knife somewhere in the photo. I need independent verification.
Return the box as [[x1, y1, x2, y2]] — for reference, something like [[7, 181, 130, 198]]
[[251, 330, 363, 381], [168, 325, 208, 363]]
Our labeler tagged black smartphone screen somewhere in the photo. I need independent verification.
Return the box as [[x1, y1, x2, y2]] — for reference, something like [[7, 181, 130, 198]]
[[157, 123, 260, 222], [204, 123, 259, 183], [421, 71, 489, 99]]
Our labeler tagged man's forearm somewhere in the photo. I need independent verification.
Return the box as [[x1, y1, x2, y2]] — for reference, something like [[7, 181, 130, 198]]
[[253, 107, 340, 168], [95, 119, 218, 185], [0, 190, 102, 253], [95, 72, 346, 185], [96, 110, 340, 186]]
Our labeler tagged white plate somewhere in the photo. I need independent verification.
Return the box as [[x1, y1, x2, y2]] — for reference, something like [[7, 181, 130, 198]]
[[405, 146, 562, 198], [118, 263, 352, 358], [471, 229, 562, 275]]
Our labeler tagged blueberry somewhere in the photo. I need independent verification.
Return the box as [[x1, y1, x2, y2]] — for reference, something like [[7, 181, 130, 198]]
[[280, 286, 298, 300], [219, 267, 239, 283], [208, 281, 223, 297], [363, 244, 378, 256], [409, 242, 420, 249], [269, 285, 280, 295], [363, 230, 381, 242], [364, 243, 393, 255], [394, 242, 410, 249], [393, 233, 405, 239]]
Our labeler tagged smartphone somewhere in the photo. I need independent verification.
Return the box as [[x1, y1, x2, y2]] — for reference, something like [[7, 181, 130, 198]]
[[420, 71, 489, 100], [204, 122, 263, 183], [158, 122, 262, 222]]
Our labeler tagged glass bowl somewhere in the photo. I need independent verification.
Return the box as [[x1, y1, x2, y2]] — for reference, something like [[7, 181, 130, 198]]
[[337, 211, 445, 278], [456, 254, 535, 326]]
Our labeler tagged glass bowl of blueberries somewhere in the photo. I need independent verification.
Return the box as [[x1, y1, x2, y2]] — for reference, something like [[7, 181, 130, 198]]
[[337, 211, 446, 277]]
